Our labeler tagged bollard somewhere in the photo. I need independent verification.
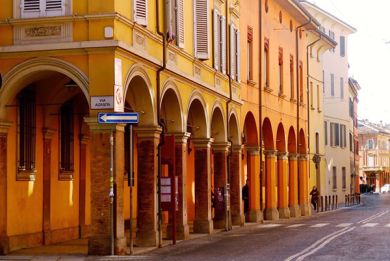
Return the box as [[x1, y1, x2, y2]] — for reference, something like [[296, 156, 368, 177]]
[[336, 195, 338, 209], [320, 196, 324, 212], [332, 195, 335, 210], [345, 195, 347, 207]]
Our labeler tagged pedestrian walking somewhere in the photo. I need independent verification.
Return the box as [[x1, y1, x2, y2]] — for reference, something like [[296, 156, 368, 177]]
[[310, 186, 319, 210], [242, 180, 249, 217]]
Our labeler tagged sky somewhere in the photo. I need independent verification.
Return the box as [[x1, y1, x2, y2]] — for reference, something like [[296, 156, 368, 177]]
[[308, 0, 390, 123]]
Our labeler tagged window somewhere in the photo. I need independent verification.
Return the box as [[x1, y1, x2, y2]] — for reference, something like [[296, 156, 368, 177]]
[[230, 24, 241, 82], [21, 0, 65, 18], [367, 139, 374, 149], [290, 55, 294, 100], [340, 36, 345, 57], [166, 0, 185, 47], [60, 101, 74, 173], [317, 84, 320, 111], [342, 167, 346, 189], [264, 38, 270, 88], [340, 77, 344, 99], [278, 47, 283, 95], [247, 27, 253, 81], [340, 124, 346, 148], [18, 89, 36, 177], [315, 132, 319, 154], [299, 61, 303, 103], [310, 82, 314, 108], [329, 30, 335, 52], [349, 133, 353, 152], [335, 123, 340, 146], [134, 0, 148, 26], [349, 98, 354, 118], [332, 166, 337, 189], [324, 121, 328, 146], [194, 0, 210, 59], [331, 74, 335, 96], [213, 9, 226, 73]]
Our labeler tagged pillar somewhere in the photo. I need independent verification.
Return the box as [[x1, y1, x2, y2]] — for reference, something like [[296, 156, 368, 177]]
[[288, 154, 300, 217], [192, 138, 213, 234], [85, 118, 127, 255], [299, 154, 310, 216], [0, 122, 11, 254], [167, 133, 190, 240], [230, 145, 244, 226], [247, 147, 263, 223], [212, 142, 230, 229], [42, 128, 55, 245], [277, 152, 290, 219], [264, 150, 279, 220], [79, 134, 89, 238], [135, 126, 161, 246]]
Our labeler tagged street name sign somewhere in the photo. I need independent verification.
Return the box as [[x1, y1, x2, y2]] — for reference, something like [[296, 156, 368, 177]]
[[91, 96, 114, 109], [98, 112, 139, 124]]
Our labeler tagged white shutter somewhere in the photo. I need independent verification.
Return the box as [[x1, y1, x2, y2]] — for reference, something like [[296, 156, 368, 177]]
[[221, 16, 226, 74], [176, 0, 184, 48], [165, 0, 175, 42], [236, 30, 241, 82], [45, 0, 64, 16], [134, 0, 148, 26], [194, 0, 210, 60], [230, 24, 236, 80], [213, 9, 220, 70], [21, 0, 41, 18]]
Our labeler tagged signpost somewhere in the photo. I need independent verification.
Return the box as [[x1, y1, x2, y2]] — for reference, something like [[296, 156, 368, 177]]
[[98, 112, 139, 255]]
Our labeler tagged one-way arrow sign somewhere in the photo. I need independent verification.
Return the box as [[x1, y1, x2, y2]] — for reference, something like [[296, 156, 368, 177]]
[[98, 112, 139, 124]]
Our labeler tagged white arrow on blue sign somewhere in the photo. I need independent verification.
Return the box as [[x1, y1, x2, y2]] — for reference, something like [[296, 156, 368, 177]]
[[98, 112, 139, 124]]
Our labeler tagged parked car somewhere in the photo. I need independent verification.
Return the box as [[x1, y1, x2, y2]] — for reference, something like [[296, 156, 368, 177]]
[[380, 184, 390, 193]]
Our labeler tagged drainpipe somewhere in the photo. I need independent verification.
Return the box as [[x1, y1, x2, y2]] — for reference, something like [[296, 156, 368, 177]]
[[258, 0, 263, 213], [156, 0, 166, 248], [306, 34, 321, 193], [295, 18, 311, 204]]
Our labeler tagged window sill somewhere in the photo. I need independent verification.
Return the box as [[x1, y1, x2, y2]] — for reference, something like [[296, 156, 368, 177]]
[[59, 170, 74, 181], [290, 98, 297, 103], [247, 80, 257, 87], [264, 86, 273, 93], [278, 93, 286, 99], [17, 169, 37, 181], [311, 106, 315, 110]]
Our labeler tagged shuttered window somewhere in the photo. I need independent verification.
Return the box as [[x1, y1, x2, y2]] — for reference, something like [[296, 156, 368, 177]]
[[194, 0, 210, 60], [213, 9, 226, 74], [134, 0, 148, 26], [176, 0, 184, 48], [340, 77, 344, 99], [21, 0, 65, 18], [165, 0, 184, 47], [278, 47, 283, 95], [340, 36, 345, 57], [230, 24, 240, 82], [330, 73, 335, 96]]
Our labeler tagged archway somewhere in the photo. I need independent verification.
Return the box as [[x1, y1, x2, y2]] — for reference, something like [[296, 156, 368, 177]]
[[0, 60, 90, 254], [287, 127, 300, 217], [276, 123, 289, 218], [298, 129, 309, 216]]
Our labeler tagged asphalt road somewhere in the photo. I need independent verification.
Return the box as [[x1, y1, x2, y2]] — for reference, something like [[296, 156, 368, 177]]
[[139, 193, 390, 261]]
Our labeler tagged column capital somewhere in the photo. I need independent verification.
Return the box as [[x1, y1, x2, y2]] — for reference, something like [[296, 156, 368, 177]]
[[79, 134, 90, 144], [298, 154, 308, 160], [135, 126, 163, 139], [192, 138, 214, 148], [288, 153, 298, 160], [232, 144, 244, 153], [277, 151, 288, 160], [169, 132, 191, 144], [42, 128, 56, 140], [0, 121, 12, 135], [264, 150, 277, 158], [212, 142, 231, 152], [247, 146, 260, 155], [84, 117, 116, 132]]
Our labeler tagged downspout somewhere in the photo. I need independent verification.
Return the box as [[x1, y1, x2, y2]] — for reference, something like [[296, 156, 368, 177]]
[[295, 18, 311, 204], [156, 0, 166, 248], [258, 0, 263, 213], [306, 35, 321, 193]]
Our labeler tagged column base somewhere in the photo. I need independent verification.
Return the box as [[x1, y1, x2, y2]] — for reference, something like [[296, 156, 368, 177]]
[[248, 209, 263, 223], [289, 205, 301, 218], [115, 237, 127, 255], [300, 203, 310, 216], [166, 224, 190, 240], [43, 230, 51, 245], [136, 229, 158, 247], [88, 235, 111, 255], [213, 218, 226, 229], [0, 236, 9, 255], [193, 219, 213, 234], [265, 208, 279, 221], [232, 213, 245, 226], [278, 207, 291, 219]]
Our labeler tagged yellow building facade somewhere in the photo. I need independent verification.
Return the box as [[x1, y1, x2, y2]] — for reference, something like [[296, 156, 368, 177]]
[[0, 0, 330, 256]]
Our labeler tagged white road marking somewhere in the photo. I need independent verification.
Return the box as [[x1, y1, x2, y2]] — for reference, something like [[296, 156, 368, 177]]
[[284, 226, 353, 261], [287, 224, 305, 228], [336, 223, 353, 227], [385, 224, 390, 227], [258, 224, 282, 228], [361, 223, 378, 227], [357, 210, 389, 224], [310, 223, 329, 228]]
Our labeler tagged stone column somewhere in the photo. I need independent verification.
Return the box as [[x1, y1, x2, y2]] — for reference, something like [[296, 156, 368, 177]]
[[299, 154, 310, 216], [192, 138, 213, 234], [288, 154, 300, 217], [0, 122, 11, 254], [212, 142, 230, 229], [42, 128, 55, 245], [230, 145, 244, 226], [79, 134, 89, 238], [167, 133, 190, 240], [277, 152, 290, 219], [264, 150, 279, 220], [85, 118, 126, 255], [247, 147, 263, 223], [135, 126, 162, 246]]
